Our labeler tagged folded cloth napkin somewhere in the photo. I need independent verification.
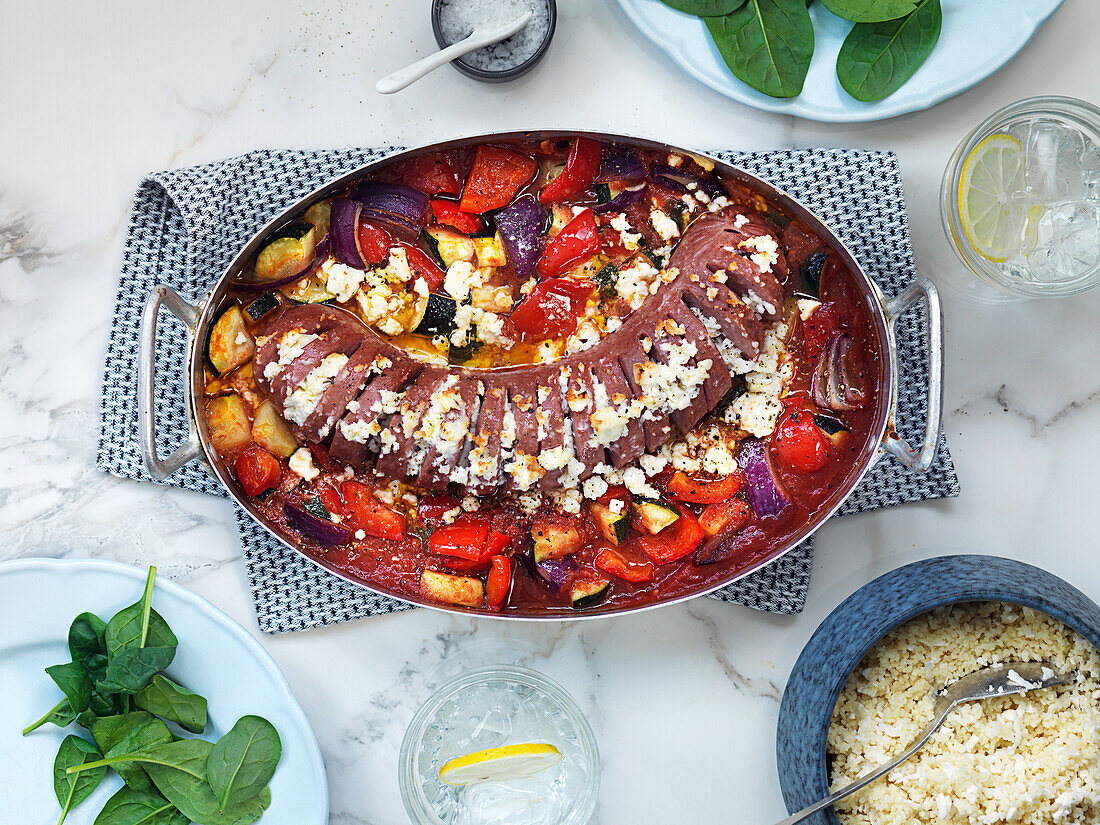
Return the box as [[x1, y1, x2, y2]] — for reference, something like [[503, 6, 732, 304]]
[[97, 146, 959, 633]]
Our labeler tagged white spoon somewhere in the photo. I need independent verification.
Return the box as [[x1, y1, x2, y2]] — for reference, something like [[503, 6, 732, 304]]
[[376, 11, 533, 94]]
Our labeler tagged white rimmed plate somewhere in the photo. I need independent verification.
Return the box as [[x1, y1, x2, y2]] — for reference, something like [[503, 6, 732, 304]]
[[613, 0, 1065, 123], [0, 558, 327, 825]]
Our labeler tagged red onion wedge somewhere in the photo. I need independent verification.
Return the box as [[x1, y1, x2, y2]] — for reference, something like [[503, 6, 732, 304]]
[[739, 439, 791, 518], [284, 502, 350, 546], [596, 149, 647, 183], [812, 333, 866, 412], [592, 182, 648, 215], [652, 164, 726, 201], [352, 182, 429, 234], [330, 198, 367, 269], [495, 194, 545, 280], [520, 552, 577, 597]]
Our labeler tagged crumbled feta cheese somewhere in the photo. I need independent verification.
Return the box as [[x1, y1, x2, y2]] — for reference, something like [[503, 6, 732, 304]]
[[354, 529, 366, 540], [264, 330, 318, 382], [622, 467, 659, 499], [443, 260, 485, 303], [608, 498, 625, 515], [639, 453, 668, 476], [321, 258, 367, 302], [650, 209, 680, 241], [615, 258, 660, 310], [582, 476, 608, 501], [283, 353, 348, 425], [729, 392, 782, 437], [288, 447, 319, 481], [740, 233, 779, 275], [797, 297, 822, 321]]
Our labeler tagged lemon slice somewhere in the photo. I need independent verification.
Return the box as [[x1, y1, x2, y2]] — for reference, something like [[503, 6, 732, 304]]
[[439, 742, 563, 786], [958, 133, 1032, 262]]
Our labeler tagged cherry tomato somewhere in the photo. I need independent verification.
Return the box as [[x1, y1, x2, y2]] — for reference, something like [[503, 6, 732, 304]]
[[418, 494, 460, 523], [356, 220, 394, 266], [698, 498, 753, 538], [403, 151, 462, 196], [635, 508, 704, 564], [802, 302, 839, 361], [508, 277, 595, 342], [666, 470, 745, 504], [536, 209, 600, 279], [429, 514, 491, 561], [430, 199, 483, 234], [485, 556, 513, 610], [235, 443, 280, 497], [595, 546, 655, 583], [340, 481, 406, 540], [459, 145, 537, 214], [773, 408, 830, 473], [539, 137, 602, 204]]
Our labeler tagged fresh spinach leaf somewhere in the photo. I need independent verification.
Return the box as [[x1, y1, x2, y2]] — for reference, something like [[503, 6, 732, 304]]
[[69, 612, 108, 663], [206, 716, 282, 810], [135, 676, 208, 734], [659, 0, 746, 14], [105, 568, 178, 660], [24, 698, 78, 735], [47, 662, 92, 714], [835, 0, 940, 101], [93, 712, 173, 792], [93, 788, 188, 825], [821, 0, 917, 22], [706, 0, 815, 99], [54, 735, 107, 825], [98, 646, 176, 694], [90, 683, 130, 718]]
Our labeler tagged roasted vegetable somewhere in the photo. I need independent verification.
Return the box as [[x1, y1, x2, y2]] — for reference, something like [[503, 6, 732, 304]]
[[251, 400, 298, 458], [421, 570, 484, 608], [207, 305, 254, 375], [205, 394, 252, 457], [570, 575, 611, 609], [244, 292, 279, 321], [532, 518, 583, 562], [254, 221, 317, 283], [633, 498, 681, 535], [590, 503, 630, 546]]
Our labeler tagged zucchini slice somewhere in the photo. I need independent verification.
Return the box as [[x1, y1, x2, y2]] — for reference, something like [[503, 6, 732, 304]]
[[421, 570, 484, 608], [254, 221, 317, 283], [591, 502, 630, 546], [304, 201, 331, 239], [633, 497, 680, 535], [302, 496, 332, 520], [280, 274, 335, 304], [205, 394, 252, 458], [570, 576, 611, 609], [424, 227, 476, 267], [244, 292, 279, 321], [532, 518, 584, 563], [208, 305, 255, 375], [251, 400, 297, 458], [814, 413, 850, 448], [413, 293, 458, 336]]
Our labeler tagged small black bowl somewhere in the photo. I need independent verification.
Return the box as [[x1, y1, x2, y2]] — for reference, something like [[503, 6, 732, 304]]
[[431, 0, 557, 83]]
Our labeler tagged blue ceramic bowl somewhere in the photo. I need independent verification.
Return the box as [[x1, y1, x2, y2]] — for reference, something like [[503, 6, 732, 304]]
[[776, 555, 1100, 825]]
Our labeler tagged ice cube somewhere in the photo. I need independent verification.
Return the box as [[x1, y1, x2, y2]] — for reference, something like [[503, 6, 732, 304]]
[[1022, 120, 1089, 202], [453, 782, 552, 825], [1005, 201, 1100, 284], [1081, 139, 1100, 202]]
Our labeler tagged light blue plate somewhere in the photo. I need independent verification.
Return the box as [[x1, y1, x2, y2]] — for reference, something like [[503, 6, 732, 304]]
[[614, 0, 1065, 123], [0, 558, 327, 825]]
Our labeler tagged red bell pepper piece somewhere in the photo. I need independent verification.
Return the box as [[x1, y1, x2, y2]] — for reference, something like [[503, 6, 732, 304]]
[[308, 442, 336, 472], [429, 514, 491, 561], [485, 556, 513, 610], [773, 408, 831, 473], [636, 507, 704, 564], [666, 470, 745, 504], [802, 301, 839, 361], [318, 484, 344, 521], [539, 137, 602, 204], [698, 498, 753, 538], [356, 220, 395, 266], [508, 277, 596, 342], [536, 209, 600, 279], [595, 546, 655, 583], [340, 481, 406, 540], [430, 199, 483, 234], [404, 151, 462, 196], [459, 145, 537, 214], [235, 443, 280, 497], [400, 242, 447, 293], [483, 529, 512, 557]]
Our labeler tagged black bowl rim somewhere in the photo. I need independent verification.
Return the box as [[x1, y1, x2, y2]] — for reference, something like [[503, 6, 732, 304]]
[[775, 554, 1100, 825], [430, 0, 557, 81]]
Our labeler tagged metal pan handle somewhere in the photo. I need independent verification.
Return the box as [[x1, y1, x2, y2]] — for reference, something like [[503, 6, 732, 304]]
[[881, 277, 943, 471], [138, 285, 203, 480]]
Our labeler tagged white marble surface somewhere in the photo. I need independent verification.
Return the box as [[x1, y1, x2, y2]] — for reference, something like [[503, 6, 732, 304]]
[[2, 1, 1099, 823]]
